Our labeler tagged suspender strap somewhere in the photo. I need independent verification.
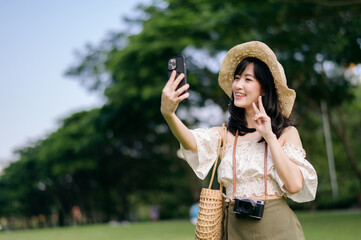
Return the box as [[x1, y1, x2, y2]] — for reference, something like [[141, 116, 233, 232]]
[[264, 144, 268, 202], [232, 130, 268, 201], [232, 130, 239, 199]]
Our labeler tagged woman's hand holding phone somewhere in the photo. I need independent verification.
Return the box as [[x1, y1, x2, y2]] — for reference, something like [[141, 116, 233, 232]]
[[161, 57, 196, 152], [161, 70, 196, 152], [161, 70, 190, 118]]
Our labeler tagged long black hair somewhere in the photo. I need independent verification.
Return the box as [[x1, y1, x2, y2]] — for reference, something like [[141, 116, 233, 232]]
[[227, 57, 294, 140]]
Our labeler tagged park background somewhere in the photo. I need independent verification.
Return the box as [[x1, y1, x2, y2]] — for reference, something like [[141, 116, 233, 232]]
[[0, 0, 361, 239]]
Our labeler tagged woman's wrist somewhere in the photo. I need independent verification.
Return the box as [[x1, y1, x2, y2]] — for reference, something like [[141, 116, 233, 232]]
[[264, 132, 277, 144], [161, 111, 176, 120]]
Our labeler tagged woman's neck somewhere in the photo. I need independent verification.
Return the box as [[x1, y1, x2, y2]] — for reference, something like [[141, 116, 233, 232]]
[[245, 107, 257, 128]]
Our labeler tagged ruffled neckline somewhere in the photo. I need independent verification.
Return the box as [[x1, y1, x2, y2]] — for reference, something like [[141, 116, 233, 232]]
[[223, 141, 304, 152]]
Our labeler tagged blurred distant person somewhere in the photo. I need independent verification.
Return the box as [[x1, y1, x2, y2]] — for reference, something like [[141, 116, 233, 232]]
[[71, 206, 82, 225], [161, 41, 317, 239], [190, 202, 199, 225], [149, 204, 160, 221]]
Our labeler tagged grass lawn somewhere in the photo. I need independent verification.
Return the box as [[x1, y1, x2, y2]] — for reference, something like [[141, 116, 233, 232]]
[[298, 210, 361, 240], [0, 210, 360, 240]]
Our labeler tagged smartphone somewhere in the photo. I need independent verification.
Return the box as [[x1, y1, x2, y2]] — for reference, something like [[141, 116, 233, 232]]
[[168, 55, 187, 92]]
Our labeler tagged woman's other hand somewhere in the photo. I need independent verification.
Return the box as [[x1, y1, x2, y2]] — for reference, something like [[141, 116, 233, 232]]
[[252, 96, 275, 142], [161, 70, 190, 117]]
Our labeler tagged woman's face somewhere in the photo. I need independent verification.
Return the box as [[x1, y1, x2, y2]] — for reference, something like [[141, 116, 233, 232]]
[[232, 62, 262, 110]]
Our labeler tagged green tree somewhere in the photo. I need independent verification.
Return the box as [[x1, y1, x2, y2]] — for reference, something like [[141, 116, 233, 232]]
[[67, 0, 361, 203]]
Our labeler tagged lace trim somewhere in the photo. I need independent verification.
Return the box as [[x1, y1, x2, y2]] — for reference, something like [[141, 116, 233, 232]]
[[224, 178, 286, 200]]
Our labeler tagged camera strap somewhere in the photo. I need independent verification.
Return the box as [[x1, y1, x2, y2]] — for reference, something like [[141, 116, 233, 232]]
[[232, 130, 268, 202]]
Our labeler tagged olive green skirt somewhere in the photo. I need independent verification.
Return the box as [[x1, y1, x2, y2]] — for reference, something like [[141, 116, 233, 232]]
[[222, 198, 305, 240]]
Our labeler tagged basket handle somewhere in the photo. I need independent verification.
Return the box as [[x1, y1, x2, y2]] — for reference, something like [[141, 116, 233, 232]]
[[208, 123, 227, 189]]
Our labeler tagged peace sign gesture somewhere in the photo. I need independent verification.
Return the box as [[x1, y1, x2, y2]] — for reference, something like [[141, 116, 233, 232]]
[[161, 70, 190, 117], [252, 96, 274, 141]]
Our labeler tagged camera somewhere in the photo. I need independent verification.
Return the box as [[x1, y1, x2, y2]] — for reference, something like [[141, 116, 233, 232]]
[[233, 198, 265, 219], [168, 58, 177, 71]]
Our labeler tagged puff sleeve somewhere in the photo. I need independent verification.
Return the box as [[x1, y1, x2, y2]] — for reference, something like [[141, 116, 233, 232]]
[[180, 128, 221, 180], [274, 143, 318, 203]]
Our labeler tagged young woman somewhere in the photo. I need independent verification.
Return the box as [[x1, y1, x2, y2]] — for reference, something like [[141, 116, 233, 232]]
[[161, 41, 317, 240]]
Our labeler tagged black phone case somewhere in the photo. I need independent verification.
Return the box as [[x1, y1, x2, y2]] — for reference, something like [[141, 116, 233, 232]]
[[168, 55, 187, 91]]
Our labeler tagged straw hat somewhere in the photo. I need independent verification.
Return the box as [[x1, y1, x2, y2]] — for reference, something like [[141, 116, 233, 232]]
[[218, 41, 295, 118]]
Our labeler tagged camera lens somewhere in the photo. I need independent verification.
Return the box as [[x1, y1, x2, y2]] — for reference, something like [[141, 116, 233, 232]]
[[238, 199, 256, 215], [168, 59, 177, 70], [241, 202, 252, 214], [242, 202, 251, 211]]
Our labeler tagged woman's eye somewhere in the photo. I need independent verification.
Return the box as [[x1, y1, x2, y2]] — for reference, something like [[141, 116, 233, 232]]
[[246, 78, 252, 81]]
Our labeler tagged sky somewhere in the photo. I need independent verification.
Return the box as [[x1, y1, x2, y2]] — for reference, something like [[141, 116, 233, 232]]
[[0, 0, 150, 168]]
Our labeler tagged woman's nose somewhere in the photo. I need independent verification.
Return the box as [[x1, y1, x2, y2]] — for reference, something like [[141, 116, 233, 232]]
[[235, 78, 244, 88]]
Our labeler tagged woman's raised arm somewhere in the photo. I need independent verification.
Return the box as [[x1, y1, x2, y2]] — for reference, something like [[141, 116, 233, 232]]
[[161, 70, 197, 152]]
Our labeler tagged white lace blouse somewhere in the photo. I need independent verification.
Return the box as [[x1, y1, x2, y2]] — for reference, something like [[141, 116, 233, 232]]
[[180, 128, 318, 203]]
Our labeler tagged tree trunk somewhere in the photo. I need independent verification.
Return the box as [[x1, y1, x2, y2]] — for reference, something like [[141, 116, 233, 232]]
[[58, 208, 65, 226], [329, 108, 361, 189], [119, 192, 128, 220]]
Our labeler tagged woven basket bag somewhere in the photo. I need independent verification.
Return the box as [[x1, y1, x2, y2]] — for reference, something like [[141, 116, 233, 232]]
[[195, 124, 227, 240]]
